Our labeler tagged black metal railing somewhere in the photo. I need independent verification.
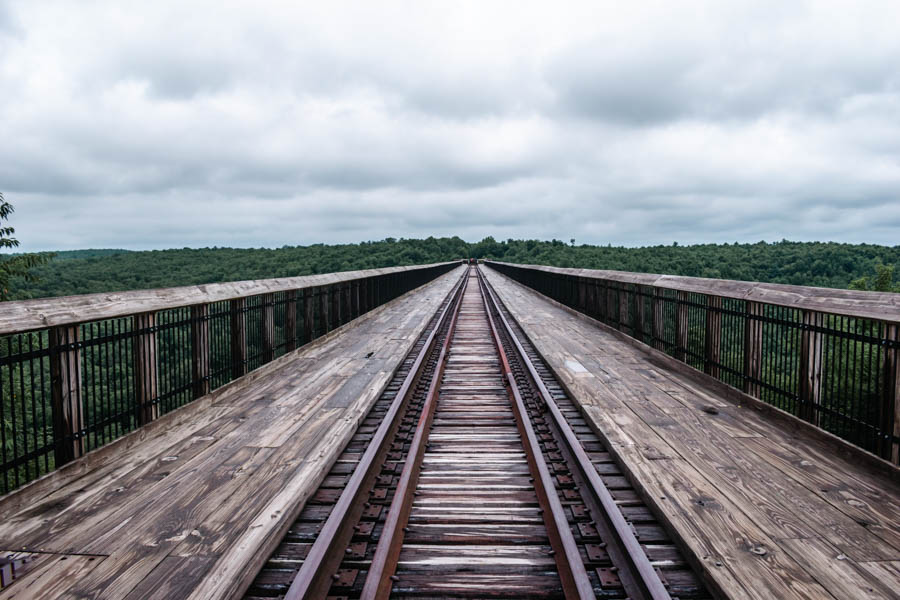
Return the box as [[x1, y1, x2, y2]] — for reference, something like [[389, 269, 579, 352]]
[[486, 261, 900, 465], [0, 262, 458, 494]]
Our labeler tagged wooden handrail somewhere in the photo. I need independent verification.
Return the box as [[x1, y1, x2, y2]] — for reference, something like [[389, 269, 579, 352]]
[[0, 262, 459, 335], [486, 260, 900, 323]]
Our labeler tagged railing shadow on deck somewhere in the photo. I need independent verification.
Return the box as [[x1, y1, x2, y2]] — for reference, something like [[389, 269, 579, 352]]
[[0, 261, 460, 494], [486, 260, 900, 467]]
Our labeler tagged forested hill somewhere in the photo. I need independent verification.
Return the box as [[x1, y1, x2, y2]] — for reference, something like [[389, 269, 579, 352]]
[[10, 237, 900, 300]]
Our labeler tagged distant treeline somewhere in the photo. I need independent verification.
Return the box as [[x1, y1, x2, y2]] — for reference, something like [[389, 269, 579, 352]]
[[10, 237, 900, 299]]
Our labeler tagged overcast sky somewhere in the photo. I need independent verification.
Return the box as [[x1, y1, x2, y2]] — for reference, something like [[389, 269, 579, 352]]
[[2, 1, 899, 251]]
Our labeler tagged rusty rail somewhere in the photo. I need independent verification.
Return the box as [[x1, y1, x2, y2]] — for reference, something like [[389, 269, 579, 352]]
[[479, 266, 671, 600], [359, 270, 468, 599], [283, 268, 467, 599], [477, 268, 596, 599]]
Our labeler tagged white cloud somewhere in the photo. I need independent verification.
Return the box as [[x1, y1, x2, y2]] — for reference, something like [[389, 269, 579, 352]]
[[1, 0, 898, 250]]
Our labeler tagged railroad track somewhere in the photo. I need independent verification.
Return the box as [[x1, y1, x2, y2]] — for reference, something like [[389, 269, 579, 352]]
[[245, 266, 712, 600]]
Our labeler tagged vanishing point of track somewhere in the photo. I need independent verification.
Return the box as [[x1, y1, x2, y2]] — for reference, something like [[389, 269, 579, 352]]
[[244, 266, 712, 599]]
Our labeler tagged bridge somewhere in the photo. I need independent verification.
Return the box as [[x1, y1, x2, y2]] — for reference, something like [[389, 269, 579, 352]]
[[0, 261, 897, 599]]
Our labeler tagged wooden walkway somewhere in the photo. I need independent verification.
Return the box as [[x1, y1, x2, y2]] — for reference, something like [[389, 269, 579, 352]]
[[0, 266, 464, 600], [482, 266, 900, 600]]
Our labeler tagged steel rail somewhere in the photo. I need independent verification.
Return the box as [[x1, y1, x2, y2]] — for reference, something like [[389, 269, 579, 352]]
[[476, 268, 596, 600], [359, 267, 469, 600], [478, 266, 672, 600], [282, 269, 468, 600]]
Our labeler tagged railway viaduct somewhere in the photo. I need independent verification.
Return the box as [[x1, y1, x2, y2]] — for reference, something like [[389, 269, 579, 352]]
[[0, 261, 898, 599]]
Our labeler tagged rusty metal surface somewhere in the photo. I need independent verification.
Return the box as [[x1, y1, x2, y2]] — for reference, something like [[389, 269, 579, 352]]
[[480, 267, 672, 600]]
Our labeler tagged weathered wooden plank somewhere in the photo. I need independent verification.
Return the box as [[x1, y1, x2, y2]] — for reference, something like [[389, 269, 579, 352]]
[[487, 261, 900, 322], [122, 556, 215, 600], [0, 265, 466, 600], [0, 555, 105, 600], [482, 266, 900, 600], [0, 262, 457, 335], [777, 537, 899, 599]]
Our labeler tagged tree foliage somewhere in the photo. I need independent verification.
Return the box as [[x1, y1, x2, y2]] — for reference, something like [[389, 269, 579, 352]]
[[0, 192, 54, 300], [849, 263, 899, 292], [9, 236, 900, 300]]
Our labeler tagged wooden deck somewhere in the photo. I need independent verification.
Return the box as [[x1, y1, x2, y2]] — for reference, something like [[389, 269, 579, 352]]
[[482, 265, 900, 600], [0, 266, 464, 600]]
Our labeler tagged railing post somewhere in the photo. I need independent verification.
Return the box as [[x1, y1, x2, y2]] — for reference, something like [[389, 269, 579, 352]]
[[675, 291, 689, 362], [743, 301, 763, 397], [705, 296, 722, 378], [230, 298, 247, 379], [588, 280, 598, 320], [606, 282, 616, 325], [343, 282, 352, 322], [881, 324, 899, 462], [321, 286, 331, 333], [133, 312, 159, 424], [619, 285, 629, 333], [262, 293, 275, 363], [49, 325, 84, 465], [652, 288, 665, 352], [331, 284, 341, 328], [578, 277, 586, 312], [799, 310, 824, 424], [191, 304, 210, 399], [634, 285, 646, 343], [304, 288, 314, 343], [284, 290, 297, 353], [352, 280, 360, 319]]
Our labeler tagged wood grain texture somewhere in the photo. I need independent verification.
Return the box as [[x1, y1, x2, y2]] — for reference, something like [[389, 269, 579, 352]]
[[482, 265, 900, 600], [0, 262, 458, 335], [486, 260, 900, 323], [0, 266, 465, 600], [49, 325, 84, 464]]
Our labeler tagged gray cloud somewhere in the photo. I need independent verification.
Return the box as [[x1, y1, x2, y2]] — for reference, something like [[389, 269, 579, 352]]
[[1, 0, 898, 251]]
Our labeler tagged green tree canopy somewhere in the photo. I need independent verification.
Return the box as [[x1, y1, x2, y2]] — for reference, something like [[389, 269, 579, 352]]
[[0, 192, 53, 299]]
